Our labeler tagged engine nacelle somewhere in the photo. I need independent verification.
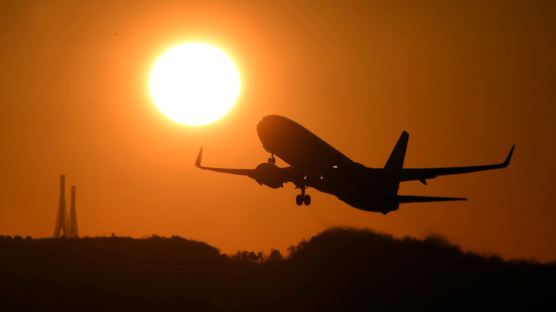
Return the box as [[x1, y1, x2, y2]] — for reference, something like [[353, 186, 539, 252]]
[[252, 163, 285, 188]]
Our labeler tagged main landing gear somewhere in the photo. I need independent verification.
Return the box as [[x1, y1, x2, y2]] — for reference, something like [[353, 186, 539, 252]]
[[295, 186, 311, 206], [266, 153, 310, 206]]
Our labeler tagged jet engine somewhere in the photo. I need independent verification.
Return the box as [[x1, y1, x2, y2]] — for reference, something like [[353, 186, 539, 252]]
[[251, 163, 287, 188]]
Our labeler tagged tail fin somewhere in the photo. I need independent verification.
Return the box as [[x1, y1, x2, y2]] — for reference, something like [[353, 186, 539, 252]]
[[385, 131, 409, 169]]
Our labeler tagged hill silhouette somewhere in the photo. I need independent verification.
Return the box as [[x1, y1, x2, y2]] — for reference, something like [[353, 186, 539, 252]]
[[0, 228, 554, 311]]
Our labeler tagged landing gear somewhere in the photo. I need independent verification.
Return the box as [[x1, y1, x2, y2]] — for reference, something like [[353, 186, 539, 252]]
[[296, 194, 304, 206], [295, 186, 311, 206], [303, 194, 311, 205], [295, 194, 311, 206], [268, 154, 276, 165]]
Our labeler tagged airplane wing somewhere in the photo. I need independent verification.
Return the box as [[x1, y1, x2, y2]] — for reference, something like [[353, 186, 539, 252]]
[[398, 146, 514, 184], [398, 195, 467, 203], [195, 147, 297, 188], [195, 147, 255, 177]]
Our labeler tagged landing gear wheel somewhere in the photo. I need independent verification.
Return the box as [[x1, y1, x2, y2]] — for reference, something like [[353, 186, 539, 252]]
[[295, 195, 303, 206], [295, 185, 309, 206], [303, 195, 311, 206]]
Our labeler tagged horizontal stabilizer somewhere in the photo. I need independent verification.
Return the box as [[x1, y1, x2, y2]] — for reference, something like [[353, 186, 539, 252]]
[[398, 195, 467, 203]]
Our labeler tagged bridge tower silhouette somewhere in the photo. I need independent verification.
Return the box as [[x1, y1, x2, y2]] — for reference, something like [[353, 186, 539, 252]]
[[68, 185, 78, 238], [53, 175, 79, 238], [54, 175, 68, 238]]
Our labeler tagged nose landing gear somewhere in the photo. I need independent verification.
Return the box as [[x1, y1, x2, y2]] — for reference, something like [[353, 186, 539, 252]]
[[295, 186, 311, 206], [268, 154, 276, 165]]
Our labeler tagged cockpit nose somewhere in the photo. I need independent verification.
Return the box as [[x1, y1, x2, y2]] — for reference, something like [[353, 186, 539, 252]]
[[257, 115, 278, 129], [256, 115, 295, 153], [256, 116, 269, 132], [256, 115, 281, 144], [256, 117, 267, 142]]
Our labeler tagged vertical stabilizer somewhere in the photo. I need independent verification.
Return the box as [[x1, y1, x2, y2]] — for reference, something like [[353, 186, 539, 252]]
[[385, 131, 409, 199], [385, 131, 409, 169]]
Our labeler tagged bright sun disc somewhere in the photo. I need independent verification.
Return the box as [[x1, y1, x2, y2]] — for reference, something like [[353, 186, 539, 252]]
[[149, 43, 240, 125]]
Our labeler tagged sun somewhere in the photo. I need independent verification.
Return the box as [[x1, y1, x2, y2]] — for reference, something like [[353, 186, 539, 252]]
[[149, 43, 240, 126]]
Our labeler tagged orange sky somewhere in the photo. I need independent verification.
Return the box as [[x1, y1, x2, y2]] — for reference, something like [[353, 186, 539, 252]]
[[1, 0, 555, 262]]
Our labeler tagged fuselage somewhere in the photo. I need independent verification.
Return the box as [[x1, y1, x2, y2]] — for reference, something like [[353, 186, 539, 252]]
[[256, 115, 399, 213]]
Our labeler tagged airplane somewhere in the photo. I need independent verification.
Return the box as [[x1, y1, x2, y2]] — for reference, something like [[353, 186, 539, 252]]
[[195, 115, 514, 214]]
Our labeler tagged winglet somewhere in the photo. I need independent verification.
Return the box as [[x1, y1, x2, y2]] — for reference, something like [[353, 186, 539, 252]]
[[195, 147, 203, 168], [503, 145, 515, 167]]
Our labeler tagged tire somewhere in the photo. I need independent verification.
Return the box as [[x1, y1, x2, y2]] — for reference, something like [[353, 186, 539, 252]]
[[304, 195, 311, 206], [296, 195, 303, 206]]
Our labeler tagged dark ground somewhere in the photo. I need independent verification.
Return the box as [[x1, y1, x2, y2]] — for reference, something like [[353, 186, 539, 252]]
[[1, 227, 554, 311]]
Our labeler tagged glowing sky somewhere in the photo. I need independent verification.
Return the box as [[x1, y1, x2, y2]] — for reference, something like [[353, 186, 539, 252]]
[[1, 0, 555, 262]]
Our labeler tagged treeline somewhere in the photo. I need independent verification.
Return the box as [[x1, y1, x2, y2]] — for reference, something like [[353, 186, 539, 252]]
[[0, 228, 554, 311]]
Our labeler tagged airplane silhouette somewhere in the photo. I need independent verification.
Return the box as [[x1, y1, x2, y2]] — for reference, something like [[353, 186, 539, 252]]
[[196, 115, 514, 214]]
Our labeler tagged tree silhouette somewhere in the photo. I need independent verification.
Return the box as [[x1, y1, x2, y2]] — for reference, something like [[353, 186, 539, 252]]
[[0, 228, 554, 311]]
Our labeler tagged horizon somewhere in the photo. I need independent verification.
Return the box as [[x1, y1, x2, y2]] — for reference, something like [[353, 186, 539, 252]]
[[3, 226, 554, 310], [1, 0, 555, 262]]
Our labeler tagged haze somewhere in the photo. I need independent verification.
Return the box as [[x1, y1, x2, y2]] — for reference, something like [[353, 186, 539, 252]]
[[1, 0, 555, 262]]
